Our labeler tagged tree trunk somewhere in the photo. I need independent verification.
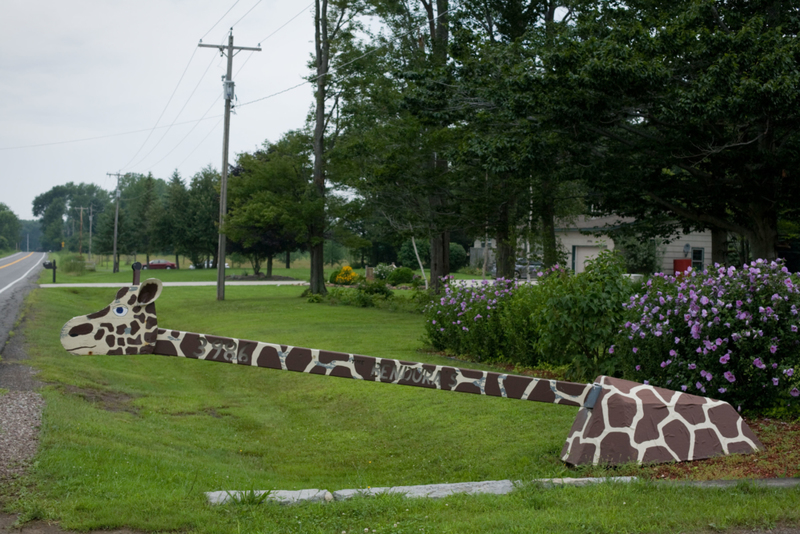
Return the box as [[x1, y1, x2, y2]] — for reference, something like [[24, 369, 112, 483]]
[[711, 227, 728, 266], [267, 255, 273, 278], [495, 200, 515, 279], [540, 182, 559, 268], [430, 229, 449, 291], [175, 253, 180, 269], [286, 251, 291, 269], [310, 0, 329, 295]]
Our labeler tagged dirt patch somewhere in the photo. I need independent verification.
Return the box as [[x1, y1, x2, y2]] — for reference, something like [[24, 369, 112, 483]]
[[60, 385, 138, 415], [0, 513, 144, 534], [649, 417, 800, 480]]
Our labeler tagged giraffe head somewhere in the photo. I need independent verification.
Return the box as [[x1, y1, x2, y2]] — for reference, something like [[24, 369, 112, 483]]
[[60, 279, 163, 356]]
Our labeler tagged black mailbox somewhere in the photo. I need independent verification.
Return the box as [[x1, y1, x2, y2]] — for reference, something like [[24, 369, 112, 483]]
[[43, 261, 54, 269]]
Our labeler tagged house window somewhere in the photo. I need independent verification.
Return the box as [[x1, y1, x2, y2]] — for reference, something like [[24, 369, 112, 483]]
[[691, 248, 704, 271]]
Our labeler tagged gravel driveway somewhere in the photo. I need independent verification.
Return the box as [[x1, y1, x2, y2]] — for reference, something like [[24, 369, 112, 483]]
[[0, 257, 44, 482]]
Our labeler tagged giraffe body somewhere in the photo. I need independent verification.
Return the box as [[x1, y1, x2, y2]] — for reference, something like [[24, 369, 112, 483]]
[[59, 278, 763, 466]]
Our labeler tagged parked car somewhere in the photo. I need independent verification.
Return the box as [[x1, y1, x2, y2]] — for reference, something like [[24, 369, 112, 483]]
[[491, 259, 543, 279], [143, 259, 176, 270]]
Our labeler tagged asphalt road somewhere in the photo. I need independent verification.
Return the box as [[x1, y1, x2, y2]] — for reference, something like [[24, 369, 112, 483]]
[[0, 252, 46, 353]]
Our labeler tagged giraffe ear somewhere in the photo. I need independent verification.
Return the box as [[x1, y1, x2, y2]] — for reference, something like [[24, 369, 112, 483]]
[[137, 278, 163, 305]]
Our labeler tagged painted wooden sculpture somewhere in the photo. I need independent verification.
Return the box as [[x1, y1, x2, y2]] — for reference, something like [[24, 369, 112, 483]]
[[59, 267, 763, 466]]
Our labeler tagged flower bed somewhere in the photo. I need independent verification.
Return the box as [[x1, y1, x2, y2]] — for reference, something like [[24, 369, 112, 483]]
[[613, 260, 800, 415]]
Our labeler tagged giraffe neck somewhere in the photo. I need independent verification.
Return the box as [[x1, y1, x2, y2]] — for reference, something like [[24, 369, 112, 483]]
[[154, 328, 594, 407]]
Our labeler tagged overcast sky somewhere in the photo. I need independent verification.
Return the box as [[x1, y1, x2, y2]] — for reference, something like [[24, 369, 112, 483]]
[[0, 0, 323, 220]]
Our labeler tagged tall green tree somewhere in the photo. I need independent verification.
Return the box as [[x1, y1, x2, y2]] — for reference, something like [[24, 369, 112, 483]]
[[152, 170, 190, 267], [225, 132, 312, 277], [0, 204, 21, 251], [309, 0, 369, 294], [32, 183, 111, 252], [539, 0, 800, 260], [185, 166, 221, 268]]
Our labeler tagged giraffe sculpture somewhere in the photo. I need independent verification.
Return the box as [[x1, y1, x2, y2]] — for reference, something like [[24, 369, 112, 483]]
[[59, 269, 763, 466]]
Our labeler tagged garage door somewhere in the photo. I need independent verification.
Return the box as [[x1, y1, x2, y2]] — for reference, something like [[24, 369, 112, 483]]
[[574, 246, 603, 273]]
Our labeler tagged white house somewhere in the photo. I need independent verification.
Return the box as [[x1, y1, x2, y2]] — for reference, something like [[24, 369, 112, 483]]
[[472, 215, 713, 275]]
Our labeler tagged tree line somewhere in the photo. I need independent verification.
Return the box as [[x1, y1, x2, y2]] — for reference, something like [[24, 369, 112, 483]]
[[29, 0, 800, 291]]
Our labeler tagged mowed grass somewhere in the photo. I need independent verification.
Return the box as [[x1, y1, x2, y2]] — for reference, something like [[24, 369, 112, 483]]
[[7, 284, 800, 533], [38, 252, 483, 285]]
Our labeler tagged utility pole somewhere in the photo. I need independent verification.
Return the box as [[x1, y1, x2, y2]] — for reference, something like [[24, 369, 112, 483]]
[[107, 172, 123, 273], [198, 30, 261, 301], [75, 207, 87, 255], [88, 205, 93, 260]]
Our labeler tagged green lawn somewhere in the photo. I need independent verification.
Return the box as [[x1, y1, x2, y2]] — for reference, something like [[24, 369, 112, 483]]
[[5, 283, 799, 533], [38, 252, 486, 285]]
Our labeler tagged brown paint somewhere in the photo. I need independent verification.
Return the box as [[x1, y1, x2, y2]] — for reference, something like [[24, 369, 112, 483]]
[[87, 307, 110, 319], [69, 323, 93, 336]]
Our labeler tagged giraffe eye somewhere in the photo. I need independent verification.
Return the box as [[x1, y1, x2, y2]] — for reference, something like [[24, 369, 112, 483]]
[[113, 305, 128, 317]]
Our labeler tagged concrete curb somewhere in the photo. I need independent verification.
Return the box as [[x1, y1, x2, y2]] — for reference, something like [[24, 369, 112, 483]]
[[206, 477, 638, 505], [206, 489, 333, 505]]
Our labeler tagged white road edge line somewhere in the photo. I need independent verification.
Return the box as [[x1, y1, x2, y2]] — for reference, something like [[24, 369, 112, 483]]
[[0, 253, 45, 296]]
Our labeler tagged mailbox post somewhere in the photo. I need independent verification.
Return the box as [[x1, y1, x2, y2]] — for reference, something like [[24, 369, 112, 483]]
[[42, 259, 56, 284]]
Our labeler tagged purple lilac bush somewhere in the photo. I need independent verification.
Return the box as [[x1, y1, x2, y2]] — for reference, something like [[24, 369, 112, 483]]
[[612, 260, 800, 414], [423, 277, 543, 366]]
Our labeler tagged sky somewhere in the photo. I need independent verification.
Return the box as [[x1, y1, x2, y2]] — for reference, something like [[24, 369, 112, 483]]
[[0, 0, 322, 220]]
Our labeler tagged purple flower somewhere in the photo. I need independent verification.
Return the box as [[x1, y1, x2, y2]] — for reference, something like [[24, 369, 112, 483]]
[[723, 371, 736, 383], [770, 345, 778, 354], [681, 385, 688, 391], [772, 377, 779, 386], [696, 381, 703, 390], [675, 337, 681, 344], [791, 388, 799, 397], [632, 347, 638, 353], [718, 388, 727, 394], [719, 354, 730, 364], [785, 368, 794, 377], [608, 345, 615, 354], [793, 325, 798, 333], [688, 363, 696, 370], [669, 350, 677, 357], [635, 365, 641, 371], [644, 380, 649, 385], [753, 358, 767, 369]]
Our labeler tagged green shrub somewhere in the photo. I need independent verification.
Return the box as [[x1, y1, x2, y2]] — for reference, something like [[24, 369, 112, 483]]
[[329, 268, 342, 284], [327, 287, 374, 307], [533, 251, 634, 380], [358, 279, 393, 298], [422, 278, 545, 366], [387, 267, 414, 286], [449, 243, 468, 271], [422, 252, 635, 374], [613, 259, 800, 415], [398, 239, 430, 269]]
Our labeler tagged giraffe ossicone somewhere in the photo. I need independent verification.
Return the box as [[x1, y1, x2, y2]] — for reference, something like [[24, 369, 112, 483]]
[[59, 277, 763, 466]]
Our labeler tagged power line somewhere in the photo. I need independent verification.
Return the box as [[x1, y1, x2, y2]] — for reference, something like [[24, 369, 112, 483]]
[[129, 53, 218, 169], [120, 47, 200, 169], [175, 117, 224, 169], [144, 98, 221, 172], [230, 0, 263, 29], [0, 116, 222, 151], [234, 2, 314, 79], [200, 0, 242, 41]]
